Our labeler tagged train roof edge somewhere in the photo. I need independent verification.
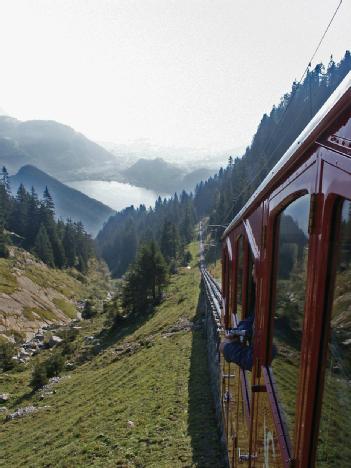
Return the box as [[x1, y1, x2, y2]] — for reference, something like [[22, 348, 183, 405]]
[[222, 70, 351, 240]]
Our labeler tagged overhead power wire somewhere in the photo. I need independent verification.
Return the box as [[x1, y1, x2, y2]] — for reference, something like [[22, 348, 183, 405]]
[[220, 0, 344, 227]]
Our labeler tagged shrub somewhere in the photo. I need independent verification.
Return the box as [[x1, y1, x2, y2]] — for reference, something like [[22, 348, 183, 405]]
[[82, 300, 96, 319], [0, 341, 16, 371], [30, 362, 49, 390], [182, 251, 192, 266], [45, 353, 65, 378]]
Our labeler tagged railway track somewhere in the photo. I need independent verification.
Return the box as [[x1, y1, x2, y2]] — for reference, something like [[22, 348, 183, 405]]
[[199, 221, 223, 333]]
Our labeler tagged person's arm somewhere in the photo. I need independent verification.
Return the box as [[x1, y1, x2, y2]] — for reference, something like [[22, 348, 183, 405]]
[[221, 340, 253, 371]]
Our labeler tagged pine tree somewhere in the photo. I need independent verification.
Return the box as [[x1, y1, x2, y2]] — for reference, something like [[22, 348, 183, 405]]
[[9, 184, 29, 238], [33, 223, 55, 267], [122, 240, 168, 314], [160, 220, 180, 262], [0, 167, 11, 226], [0, 221, 9, 258]]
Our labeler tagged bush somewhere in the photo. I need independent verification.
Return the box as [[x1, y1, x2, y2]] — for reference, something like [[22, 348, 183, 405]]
[[104, 297, 124, 329], [30, 362, 49, 390], [45, 353, 65, 378], [182, 251, 192, 266], [61, 340, 77, 356], [82, 300, 96, 319], [0, 341, 16, 371]]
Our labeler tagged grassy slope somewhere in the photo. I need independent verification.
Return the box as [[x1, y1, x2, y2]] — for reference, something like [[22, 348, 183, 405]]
[[1, 243, 225, 467]]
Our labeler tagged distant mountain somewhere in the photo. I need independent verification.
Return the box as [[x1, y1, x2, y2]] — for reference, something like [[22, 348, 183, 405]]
[[10, 165, 114, 236], [123, 158, 183, 193], [0, 116, 123, 181], [123, 157, 214, 193], [100, 140, 244, 171], [0, 115, 217, 194]]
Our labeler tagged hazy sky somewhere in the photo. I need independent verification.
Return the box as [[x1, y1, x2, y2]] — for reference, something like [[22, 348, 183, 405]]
[[0, 0, 350, 152]]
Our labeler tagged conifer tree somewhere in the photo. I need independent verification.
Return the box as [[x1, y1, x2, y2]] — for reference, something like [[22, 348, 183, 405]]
[[0, 221, 9, 258], [0, 167, 11, 226], [33, 223, 54, 267], [122, 240, 168, 314]]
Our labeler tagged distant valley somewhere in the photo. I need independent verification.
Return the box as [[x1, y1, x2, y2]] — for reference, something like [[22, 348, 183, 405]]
[[0, 116, 227, 196]]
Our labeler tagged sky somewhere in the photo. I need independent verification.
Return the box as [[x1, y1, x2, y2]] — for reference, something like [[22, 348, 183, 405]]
[[0, 0, 350, 154]]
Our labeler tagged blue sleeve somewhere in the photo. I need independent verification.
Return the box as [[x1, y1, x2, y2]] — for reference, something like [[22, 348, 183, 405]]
[[237, 314, 254, 337], [223, 341, 253, 371]]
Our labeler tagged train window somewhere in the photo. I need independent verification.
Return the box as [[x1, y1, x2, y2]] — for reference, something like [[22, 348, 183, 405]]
[[271, 194, 310, 447], [316, 199, 351, 466], [236, 236, 244, 319]]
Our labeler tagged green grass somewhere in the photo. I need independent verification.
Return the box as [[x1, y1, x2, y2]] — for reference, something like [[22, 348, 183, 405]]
[[53, 298, 77, 319], [22, 307, 37, 321], [1, 248, 224, 467], [0, 259, 18, 294], [35, 308, 57, 321], [23, 306, 56, 322]]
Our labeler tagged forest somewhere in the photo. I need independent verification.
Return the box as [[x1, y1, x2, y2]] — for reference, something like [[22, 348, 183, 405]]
[[0, 169, 94, 273]]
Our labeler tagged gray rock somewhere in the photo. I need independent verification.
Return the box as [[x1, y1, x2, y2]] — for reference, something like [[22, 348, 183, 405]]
[[48, 336, 63, 347], [84, 335, 95, 342], [5, 406, 38, 421], [0, 407, 8, 413], [49, 376, 61, 384], [0, 394, 10, 403]]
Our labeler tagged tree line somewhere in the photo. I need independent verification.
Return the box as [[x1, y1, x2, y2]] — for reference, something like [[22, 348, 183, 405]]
[[0, 169, 94, 272], [96, 190, 196, 277]]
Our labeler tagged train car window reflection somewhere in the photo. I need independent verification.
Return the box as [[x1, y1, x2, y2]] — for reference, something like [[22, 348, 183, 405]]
[[316, 199, 351, 466], [236, 236, 244, 319], [272, 194, 310, 447]]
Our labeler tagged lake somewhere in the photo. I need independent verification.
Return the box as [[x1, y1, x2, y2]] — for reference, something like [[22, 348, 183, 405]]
[[66, 180, 169, 211]]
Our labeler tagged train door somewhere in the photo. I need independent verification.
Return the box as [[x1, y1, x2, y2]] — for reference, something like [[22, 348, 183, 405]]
[[250, 156, 318, 467], [305, 146, 351, 467]]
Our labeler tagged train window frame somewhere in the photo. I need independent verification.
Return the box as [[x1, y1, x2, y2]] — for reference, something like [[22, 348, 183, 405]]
[[312, 196, 351, 466], [234, 234, 244, 322], [264, 189, 312, 462]]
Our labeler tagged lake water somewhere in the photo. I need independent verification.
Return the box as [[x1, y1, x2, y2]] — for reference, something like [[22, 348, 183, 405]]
[[66, 180, 168, 211]]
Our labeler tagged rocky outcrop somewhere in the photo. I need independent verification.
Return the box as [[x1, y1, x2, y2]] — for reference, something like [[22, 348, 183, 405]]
[[0, 248, 80, 342]]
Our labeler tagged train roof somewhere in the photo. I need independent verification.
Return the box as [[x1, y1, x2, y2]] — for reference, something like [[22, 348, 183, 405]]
[[223, 70, 351, 240]]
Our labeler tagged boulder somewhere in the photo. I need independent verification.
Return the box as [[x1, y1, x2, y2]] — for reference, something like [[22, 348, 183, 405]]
[[0, 394, 10, 403], [48, 336, 63, 347], [84, 336, 95, 342], [5, 406, 38, 421]]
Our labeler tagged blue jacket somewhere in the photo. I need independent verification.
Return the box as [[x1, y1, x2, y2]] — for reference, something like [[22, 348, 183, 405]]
[[223, 341, 253, 371], [222, 315, 254, 371]]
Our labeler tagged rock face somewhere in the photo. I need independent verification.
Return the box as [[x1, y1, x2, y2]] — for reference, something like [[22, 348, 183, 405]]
[[0, 247, 79, 342]]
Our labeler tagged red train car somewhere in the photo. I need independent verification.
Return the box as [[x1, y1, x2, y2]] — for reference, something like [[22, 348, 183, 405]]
[[220, 71, 351, 467]]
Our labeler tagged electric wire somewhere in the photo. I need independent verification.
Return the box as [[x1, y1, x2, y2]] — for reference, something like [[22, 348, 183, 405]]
[[219, 0, 344, 227]]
